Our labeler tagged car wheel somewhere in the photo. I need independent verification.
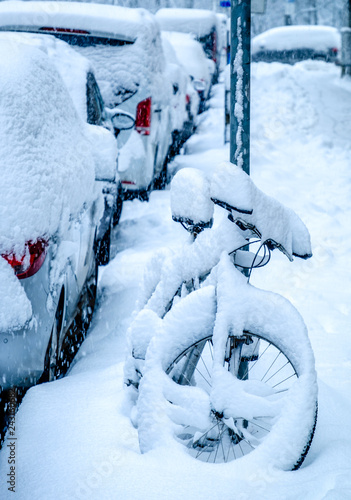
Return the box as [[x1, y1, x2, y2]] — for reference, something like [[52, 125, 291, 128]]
[[0, 387, 26, 448], [112, 183, 123, 227], [96, 222, 111, 266], [80, 251, 98, 334], [41, 294, 64, 383], [153, 159, 168, 190], [57, 250, 98, 377]]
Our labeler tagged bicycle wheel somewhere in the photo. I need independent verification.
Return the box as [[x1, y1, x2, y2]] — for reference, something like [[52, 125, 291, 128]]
[[166, 332, 317, 467], [137, 286, 318, 471]]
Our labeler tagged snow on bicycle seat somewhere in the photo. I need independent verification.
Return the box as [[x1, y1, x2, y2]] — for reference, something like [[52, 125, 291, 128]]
[[171, 167, 214, 229], [211, 162, 312, 260]]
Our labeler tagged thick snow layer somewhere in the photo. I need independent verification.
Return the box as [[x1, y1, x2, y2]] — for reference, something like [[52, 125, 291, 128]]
[[0, 40, 95, 256], [76, 37, 167, 110], [137, 255, 317, 469], [0, 1, 154, 42], [1, 61, 351, 499], [156, 8, 217, 38], [252, 25, 341, 54], [0, 31, 91, 122], [0, 2, 169, 110], [211, 161, 312, 260], [170, 167, 214, 225]]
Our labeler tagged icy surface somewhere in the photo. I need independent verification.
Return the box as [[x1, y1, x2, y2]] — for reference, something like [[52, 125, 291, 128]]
[[1, 60, 351, 499]]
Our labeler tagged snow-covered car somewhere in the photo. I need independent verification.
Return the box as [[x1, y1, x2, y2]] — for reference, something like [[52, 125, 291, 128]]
[[216, 12, 229, 71], [161, 34, 199, 155], [0, 34, 121, 393], [156, 8, 220, 83], [162, 31, 212, 114], [252, 25, 341, 65], [0, 1, 174, 196]]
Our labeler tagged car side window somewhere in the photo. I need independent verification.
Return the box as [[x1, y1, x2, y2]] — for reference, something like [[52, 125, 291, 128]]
[[86, 72, 104, 126]]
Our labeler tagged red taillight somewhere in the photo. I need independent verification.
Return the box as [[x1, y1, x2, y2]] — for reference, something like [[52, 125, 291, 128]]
[[39, 27, 90, 34], [186, 94, 191, 104], [2, 239, 48, 280], [331, 47, 338, 54], [135, 97, 151, 136]]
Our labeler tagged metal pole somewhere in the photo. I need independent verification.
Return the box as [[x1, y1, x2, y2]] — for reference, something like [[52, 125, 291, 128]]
[[341, 0, 351, 76], [230, 0, 250, 176]]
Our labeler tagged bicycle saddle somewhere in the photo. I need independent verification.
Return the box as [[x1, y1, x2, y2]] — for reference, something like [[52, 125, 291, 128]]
[[171, 167, 214, 235]]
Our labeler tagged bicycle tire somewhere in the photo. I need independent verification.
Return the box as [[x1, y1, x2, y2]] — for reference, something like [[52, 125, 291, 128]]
[[137, 285, 318, 471]]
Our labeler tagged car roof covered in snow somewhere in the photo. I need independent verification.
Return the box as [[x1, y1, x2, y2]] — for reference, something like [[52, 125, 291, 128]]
[[252, 25, 341, 54], [0, 0, 156, 42], [156, 8, 217, 38]]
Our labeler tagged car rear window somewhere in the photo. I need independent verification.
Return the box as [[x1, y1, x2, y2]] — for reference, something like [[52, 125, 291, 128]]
[[39, 31, 135, 48]]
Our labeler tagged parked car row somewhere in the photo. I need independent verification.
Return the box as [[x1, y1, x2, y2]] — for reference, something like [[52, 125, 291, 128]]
[[0, 2, 221, 407]]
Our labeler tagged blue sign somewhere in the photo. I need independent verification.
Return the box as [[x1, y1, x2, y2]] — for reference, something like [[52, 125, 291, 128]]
[[220, 1, 231, 7]]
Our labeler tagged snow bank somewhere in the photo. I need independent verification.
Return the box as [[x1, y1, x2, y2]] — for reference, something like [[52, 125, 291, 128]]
[[252, 25, 341, 54], [0, 39, 95, 256], [156, 8, 217, 38]]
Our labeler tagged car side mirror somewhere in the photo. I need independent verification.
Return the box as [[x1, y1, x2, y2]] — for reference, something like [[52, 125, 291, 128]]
[[111, 111, 135, 131], [192, 79, 206, 92], [105, 108, 135, 137]]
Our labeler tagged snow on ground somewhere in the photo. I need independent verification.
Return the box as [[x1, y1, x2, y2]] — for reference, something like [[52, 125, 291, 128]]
[[1, 60, 351, 499]]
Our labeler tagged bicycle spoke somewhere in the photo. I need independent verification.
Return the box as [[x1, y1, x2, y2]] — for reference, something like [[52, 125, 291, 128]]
[[272, 372, 297, 389], [199, 345, 212, 380], [261, 351, 282, 382], [247, 341, 272, 374], [246, 419, 271, 433], [264, 360, 291, 384], [165, 333, 303, 463]]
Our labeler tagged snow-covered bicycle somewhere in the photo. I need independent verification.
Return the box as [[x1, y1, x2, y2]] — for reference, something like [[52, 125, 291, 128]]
[[125, 162, 318, 470]]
